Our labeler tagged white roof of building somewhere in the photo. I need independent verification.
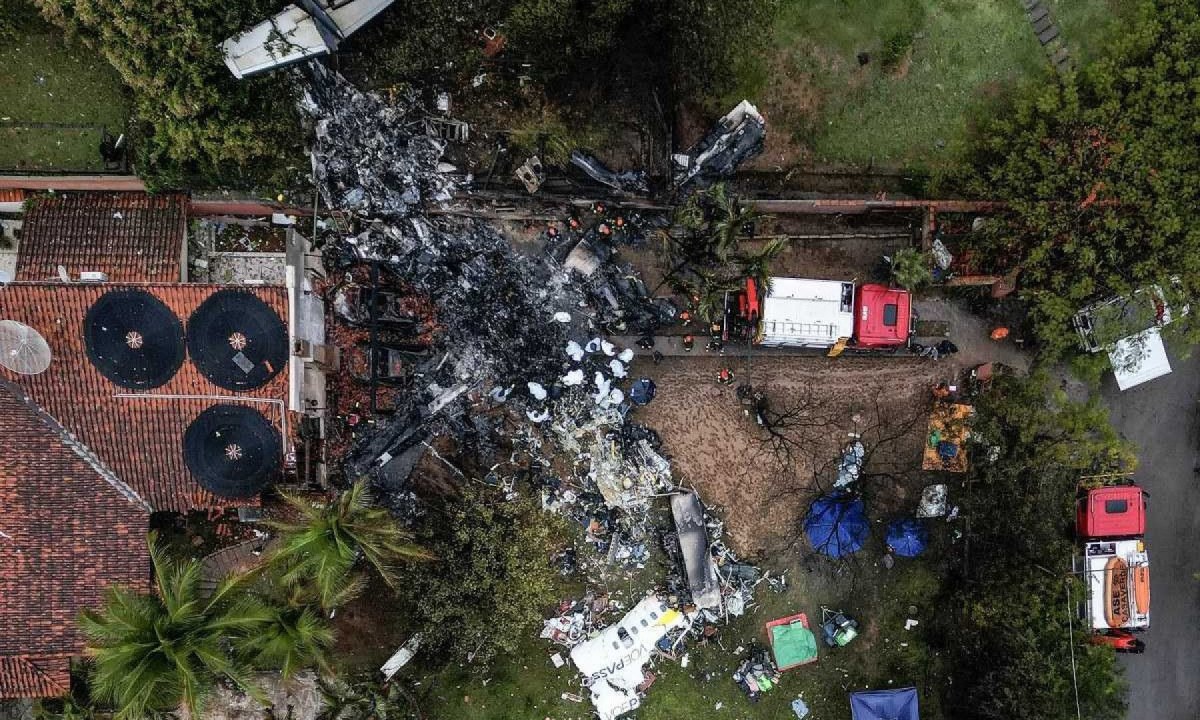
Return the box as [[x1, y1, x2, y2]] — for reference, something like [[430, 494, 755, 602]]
[[759, 278, 855, 347]]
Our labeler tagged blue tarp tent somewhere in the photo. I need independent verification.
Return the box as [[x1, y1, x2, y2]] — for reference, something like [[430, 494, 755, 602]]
[[804, 494, 869, 558], [850, 687, 919, 720], [629, 378, 656, 406], [885, 518, 928, 558]]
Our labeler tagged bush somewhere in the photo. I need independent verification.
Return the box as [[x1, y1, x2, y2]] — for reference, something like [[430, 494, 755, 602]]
[[880, 30, 915, 70], [890, 247, 932, 289], [965, 0, 1200, 359], [400, 487, 565, 667], [32, 0, 304, 188]]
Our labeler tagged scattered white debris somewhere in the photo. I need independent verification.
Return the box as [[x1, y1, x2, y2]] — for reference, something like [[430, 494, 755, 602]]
[[904, 618, 919, 631], [380, 633, 423, 680], [601, 340, 617, 356], [562, 369, 585, 386], [553, 311, 572, 323], [527, 409, 550, 423], [609, 359, 627, 378], [618, 347, 635, 363], [585, 337, 603, 354], [551, 653, 565, 668], [528, 382, 548, 400], [566, 340, 585, 362]]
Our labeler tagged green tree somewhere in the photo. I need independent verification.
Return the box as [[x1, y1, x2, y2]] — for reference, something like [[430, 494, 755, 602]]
[[400, 486, 564, 666], [267, 479, 431, 610], [659, 183, 784, 323], [963, 0, 1200, 359], [240, 599, 334, 679], [935, 372, 1131, 719], [32, 0, 303, 187], [890, 247, 932, 290], [80, 535, 272, 720]]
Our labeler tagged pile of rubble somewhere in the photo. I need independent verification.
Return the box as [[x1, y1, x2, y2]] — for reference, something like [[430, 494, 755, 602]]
[[298, 67, 774, 720], [300, 64, 455, 218]]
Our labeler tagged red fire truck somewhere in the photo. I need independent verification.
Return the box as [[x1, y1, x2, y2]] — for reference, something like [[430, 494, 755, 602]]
[[1075, 483, 1150, 653], [731, 277, 912, 351]]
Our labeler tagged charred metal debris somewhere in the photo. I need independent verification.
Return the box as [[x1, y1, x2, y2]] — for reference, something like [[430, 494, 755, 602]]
[[301, 68, 774, 711]]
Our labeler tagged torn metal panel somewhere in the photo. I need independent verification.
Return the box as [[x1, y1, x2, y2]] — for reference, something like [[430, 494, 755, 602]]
[[670, 491, 722, 611], [222, 0, 396, 79], [673, 100, 766, 192], [569, 151, 650, 195], [569, 596, 688, 720], [380, 633, 422, 680]]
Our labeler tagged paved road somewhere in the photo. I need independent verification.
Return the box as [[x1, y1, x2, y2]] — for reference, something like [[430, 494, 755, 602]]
[[1100, 344, 1200, 719]]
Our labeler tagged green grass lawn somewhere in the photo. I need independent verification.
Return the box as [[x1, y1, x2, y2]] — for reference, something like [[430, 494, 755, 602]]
[[0, 27, 129, 170], [728, 0, 1116, 170], [416, 557, 946, 720]]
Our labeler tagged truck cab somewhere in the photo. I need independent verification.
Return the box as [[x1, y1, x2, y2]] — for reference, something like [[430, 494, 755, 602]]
[[1076, 485, 1145, 539], [853, 284, 912, 349]]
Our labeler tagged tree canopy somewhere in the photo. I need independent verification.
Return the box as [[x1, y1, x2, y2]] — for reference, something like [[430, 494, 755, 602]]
[[266, 479, 431, 610], [399, 486, 565, 667], [80, 536, 273, 719], [32, 0, 303, 187], [965, 0, 1200, 358], [934, 372, 1132, 719]]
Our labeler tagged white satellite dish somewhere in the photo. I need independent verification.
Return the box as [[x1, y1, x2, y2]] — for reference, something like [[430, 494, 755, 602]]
[[0, 320, 52, 375]]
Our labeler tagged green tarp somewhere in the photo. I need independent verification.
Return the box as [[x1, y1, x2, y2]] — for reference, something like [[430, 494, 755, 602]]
[[771, 621, 818, 669]]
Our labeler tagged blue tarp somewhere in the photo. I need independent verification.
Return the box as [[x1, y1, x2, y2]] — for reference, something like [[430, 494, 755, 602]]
[[629, 378, 656, 406], [885, 518, 928, 558], [850, 687, 919, 720], [804, 494, 869, 558]]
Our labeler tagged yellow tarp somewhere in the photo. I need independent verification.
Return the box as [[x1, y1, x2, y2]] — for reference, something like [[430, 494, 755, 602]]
[[922, 403, 973, 472]]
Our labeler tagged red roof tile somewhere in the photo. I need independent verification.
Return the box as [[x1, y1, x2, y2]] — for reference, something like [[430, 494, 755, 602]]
[[0, 383, 151, 699], [15, 192, 187, 283], [0, 657, 70, 699], [0, 283, 291, 512]]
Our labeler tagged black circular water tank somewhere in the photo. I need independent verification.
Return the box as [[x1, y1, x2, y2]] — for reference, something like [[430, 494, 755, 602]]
[[83, 289, 185, 389], [187, 289, 287, 391], [183, 404, 282, 498]]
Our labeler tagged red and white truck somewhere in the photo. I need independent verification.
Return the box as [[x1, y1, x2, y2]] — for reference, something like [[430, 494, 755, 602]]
[[734, 277, 912, 351], [1075, 483, 1150, 652]]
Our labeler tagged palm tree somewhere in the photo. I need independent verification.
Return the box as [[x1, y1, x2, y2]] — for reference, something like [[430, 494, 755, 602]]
[[80, 535, 272, 720], [240, 597, 334, 678], [266, 479, 431, 610]]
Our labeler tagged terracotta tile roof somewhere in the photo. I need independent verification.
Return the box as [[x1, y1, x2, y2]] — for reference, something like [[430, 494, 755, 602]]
[[0, 189, 24, 203], [15, 192, 187, 283], [0, 283, 291, 512], [0, 657, 70, 699], [0, 382, 151, 699]]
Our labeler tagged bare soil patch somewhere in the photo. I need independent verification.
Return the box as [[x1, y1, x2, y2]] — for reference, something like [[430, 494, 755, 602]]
[[629, 355, 940, 556]]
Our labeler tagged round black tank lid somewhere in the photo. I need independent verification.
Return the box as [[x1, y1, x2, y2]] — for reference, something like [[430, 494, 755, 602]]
[[183, 403, 282, 498], [83, 289, 185, 389], [187, 289, 287, 391]]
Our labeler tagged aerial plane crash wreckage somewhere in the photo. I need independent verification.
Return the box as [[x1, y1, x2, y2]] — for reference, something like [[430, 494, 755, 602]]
[[299, 64, 770, 718]]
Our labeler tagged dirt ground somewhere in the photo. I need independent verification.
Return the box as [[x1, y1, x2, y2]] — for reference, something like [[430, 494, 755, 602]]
[[629, 355, 948, 556]]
